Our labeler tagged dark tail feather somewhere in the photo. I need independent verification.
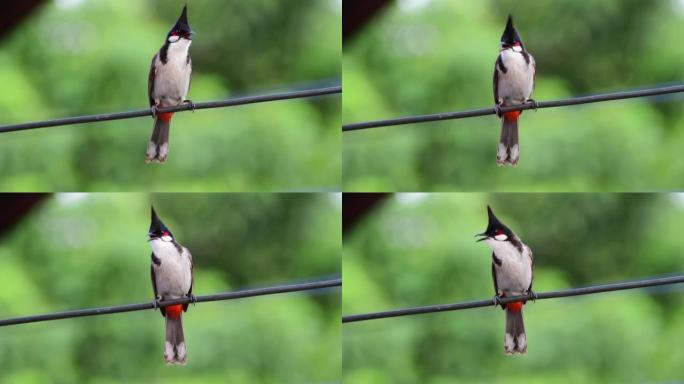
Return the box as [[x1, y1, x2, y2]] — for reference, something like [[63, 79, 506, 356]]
[[164, 315, 187, 365], [504, 307, 526, 355], [145, 117, 171, 164], [497, 116, 519, 166]]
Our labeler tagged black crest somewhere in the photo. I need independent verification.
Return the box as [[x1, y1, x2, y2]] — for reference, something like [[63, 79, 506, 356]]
[[149, 205, 173, 238], [478, 205, 513, 239], [169, 5, 192, 37], [500, 14, 523, 47]]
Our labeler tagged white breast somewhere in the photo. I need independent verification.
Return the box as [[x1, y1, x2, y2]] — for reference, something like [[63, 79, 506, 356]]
[[152, 39, 192, 107], [489, 240, 533, 295], [151, 239, 192, 299], [497, 49, 535, 105]]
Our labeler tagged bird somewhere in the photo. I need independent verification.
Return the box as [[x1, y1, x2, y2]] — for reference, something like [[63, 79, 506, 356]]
[[493, 15, 536, 166], [476, 205, 534, 355], [146, 5, 194, 164], [148, 205, 195, 365]]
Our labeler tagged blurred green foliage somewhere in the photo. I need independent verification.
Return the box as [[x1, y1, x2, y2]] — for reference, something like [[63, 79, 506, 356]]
[[0, 193, 341, 383], [343, 0, 684, 191], [0, 0, 341, 192], [343, 193, 684, 383]]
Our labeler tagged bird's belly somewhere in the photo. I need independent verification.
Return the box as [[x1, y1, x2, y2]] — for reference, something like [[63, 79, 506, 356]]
[[495, 256, 532, 295], [498, 60, 534, 104], [153, 62, 190, 107], [155, 256, 191, 298]]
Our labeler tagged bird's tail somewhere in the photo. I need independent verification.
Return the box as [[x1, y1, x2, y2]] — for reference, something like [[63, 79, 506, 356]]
[[164, 304, 187, 365], [504, 301, 526, 355], [497, 111, 520, 166], [146, 112, 172, 164]]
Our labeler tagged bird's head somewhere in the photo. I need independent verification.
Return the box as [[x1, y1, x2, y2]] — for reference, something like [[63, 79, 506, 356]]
[[167, 5, 193, 43], [148, 205, 174, 242], [500, 14, 523, 52], [476, 205, 514, 246]]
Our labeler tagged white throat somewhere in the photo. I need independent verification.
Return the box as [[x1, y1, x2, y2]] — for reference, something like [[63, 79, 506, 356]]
[[484, 238, 519, 257], [150, 238, 178, 259], [167, 38, 191, 58]]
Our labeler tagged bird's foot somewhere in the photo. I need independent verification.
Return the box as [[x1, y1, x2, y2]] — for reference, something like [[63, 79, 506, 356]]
[[528, 290, 538, 303], [189, 294, 197, 306], [152, 298, 162, 310], [526, 98, 540, 111], [183, 99, 196, 113], [492, 294, 504, 308], [494, 102, 505, 118], [150, 105, 160, 119]]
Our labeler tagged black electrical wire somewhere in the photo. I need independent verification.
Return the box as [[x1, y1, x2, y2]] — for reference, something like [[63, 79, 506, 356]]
[[342, 84, 684, 131], [342, 275, 684, 323], [0, 278, 341, 327], [0, 85, 341, 134]]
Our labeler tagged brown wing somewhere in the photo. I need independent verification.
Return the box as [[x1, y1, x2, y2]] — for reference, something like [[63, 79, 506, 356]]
[[183, 247, 194, 312], [148, 54, 158, 107], [527, 247, 534, 293], [532, 60, 537, 93], [493, 55, 506, 104], [150, 256, 165, 318], [492, 253, 506, 311], [491, 263, 498, 293], [491, 253, 499, 295], [493, 61, 499, 104], [185, 55, 193, 101]]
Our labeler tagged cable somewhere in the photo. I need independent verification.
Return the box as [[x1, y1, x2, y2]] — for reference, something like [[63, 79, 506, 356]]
[[0, 277, 341, 327], [342, 275, 684, 323], [0, 85, 342, 134], [342, 84, 684, 131]]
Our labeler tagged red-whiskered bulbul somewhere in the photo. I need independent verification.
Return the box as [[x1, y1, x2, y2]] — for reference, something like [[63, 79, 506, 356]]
[[476, 205, 534, 355], [493, 15, 536, 166], [146, 5, 194, 164], [149, 206, 195, 365]]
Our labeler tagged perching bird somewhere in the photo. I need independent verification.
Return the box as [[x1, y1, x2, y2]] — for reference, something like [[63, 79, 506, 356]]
[[149, 206, 194, 365], [493, 15, 536, 166], [476, 205, 534, 355], [146, 5, 194, 164]]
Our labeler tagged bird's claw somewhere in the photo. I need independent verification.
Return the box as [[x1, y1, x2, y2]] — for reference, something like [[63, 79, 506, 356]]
[[527, 98, 540, 111], [494, 103, 504, 118], [151, 105, 160, 119], [183, 99, 196, 113], [189, 294, 197, 306], [492, 294, 504, 308], [152, 298, 162, 310], [528, 290, 538, 303]]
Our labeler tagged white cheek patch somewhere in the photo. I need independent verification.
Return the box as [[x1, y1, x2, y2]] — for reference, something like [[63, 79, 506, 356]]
[[513, 46, 523, 52], [168, 35, 180, 43], [161, 235, 173, 242], [495, 234, 508, 241]]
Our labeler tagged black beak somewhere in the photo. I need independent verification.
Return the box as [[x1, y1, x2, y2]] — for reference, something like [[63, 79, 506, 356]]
[[475, 233, 489, 242]]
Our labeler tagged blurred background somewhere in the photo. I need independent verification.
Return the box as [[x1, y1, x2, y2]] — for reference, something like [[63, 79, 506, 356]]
[[343, 0, 684, 191], [343, 193, 684, 383], [0, 0, 341, 192], [0, 193, 341, 383]]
